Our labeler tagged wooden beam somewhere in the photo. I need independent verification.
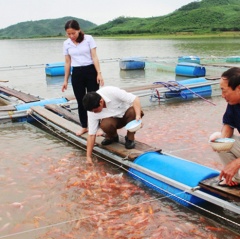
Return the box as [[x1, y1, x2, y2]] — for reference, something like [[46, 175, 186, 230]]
[[0, 85, 40, 103], [199, 176, 240, 202], [0, 105, 16, 111], [45, 104, 80, 125]]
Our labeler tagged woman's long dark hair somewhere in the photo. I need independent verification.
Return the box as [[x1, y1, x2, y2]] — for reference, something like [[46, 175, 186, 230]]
[[65, 20, 84, 43]]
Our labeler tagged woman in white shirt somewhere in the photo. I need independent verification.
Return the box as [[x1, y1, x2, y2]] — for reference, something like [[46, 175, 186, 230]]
[[62, 19, 104, 136]]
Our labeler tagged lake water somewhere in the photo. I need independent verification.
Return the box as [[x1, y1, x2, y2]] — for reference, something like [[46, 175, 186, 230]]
[[1, 37, 240, 99], [0, 37, 240, 238]]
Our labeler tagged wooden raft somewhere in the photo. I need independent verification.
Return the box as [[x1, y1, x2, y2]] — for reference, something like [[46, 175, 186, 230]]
[[64, 77, 220, 102], [0, 85, 40, 103], [125, 77, 220, 92], [31, 106, 160, 161], [199, 176, 240, 202]]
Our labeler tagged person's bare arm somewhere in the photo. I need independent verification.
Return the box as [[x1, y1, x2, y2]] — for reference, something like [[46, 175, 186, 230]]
[[132, 96, 142, 121], [62, 55, 71, 92], [86, 134, 96, 164]]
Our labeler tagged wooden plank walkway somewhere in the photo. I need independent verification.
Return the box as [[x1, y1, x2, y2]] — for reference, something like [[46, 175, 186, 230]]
[[31, 106, 160, 161], [45, 104, 80, 124], [126, 84, 166, 92], [0, 105, 16, 111], [0, 85, 40, 103], [199, 176, 240, 202]]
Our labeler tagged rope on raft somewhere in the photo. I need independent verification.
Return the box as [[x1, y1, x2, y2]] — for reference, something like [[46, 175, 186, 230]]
[[150, 81, 185, 102], [150, 81, 216, 106]]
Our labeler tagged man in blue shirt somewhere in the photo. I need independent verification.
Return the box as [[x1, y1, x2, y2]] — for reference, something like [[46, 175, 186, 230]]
[[210, 67, 240, 187]]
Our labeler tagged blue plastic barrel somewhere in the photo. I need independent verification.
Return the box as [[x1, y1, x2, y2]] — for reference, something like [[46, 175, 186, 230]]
[[178, 56, 200, 64], [15, 97, 68, 111], [175, 63, 206, 77], [119, 57, 145, 70], [45, 62, 65, 76], [129, 152, 219, 206], [165, 78, 212, 99]]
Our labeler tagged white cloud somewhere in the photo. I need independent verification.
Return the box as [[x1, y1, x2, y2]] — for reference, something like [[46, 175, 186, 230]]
[[0, 0, 194, 29]]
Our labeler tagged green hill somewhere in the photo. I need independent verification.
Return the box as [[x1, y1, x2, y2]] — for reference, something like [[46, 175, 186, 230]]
[[0, 0, 239, 39], [0, 17, 97, 39], [88, 0, 240, 35]]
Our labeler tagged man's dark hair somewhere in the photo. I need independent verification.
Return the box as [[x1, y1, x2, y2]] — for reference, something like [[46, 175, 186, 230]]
[[222, 67, 240, 90], [82, 92, 101, 111]]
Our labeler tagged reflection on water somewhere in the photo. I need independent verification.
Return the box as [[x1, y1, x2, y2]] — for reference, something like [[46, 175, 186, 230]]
[[45, 75, 72, 86], [119, 69, 147, 87], [45, 75, 65, 85], [119, 69, 146, 80]]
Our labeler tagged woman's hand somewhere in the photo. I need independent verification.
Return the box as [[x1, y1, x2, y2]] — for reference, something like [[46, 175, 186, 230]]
[[62, 81, 68, 92], [97, 73, 104, 86]]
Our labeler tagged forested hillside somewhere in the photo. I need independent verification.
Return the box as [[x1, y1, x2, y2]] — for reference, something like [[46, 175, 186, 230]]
[[88, 0, 240, 35], [0, 17, 96, 39]]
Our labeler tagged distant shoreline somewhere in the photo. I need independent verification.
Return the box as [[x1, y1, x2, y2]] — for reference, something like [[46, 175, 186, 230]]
[[1, 31, 240, 40], [92, 31, 240, 39]]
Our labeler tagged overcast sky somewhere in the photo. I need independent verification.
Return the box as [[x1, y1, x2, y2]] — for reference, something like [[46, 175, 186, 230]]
[[0, 0, 194, 29]]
